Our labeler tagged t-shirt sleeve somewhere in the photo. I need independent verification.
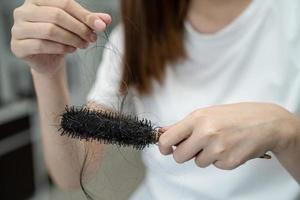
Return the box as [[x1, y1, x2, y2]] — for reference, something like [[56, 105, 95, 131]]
[[86, 25, 125, 110]]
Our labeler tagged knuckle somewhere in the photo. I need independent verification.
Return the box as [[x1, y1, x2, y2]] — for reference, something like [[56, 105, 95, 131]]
[[11, 25, 17, 36], [52, 9, 63, 22], [190, 108, 210, 121], [189, 113, 221, 135], [193, 133, 209, 148], [13, 7, 23, 19], [10, 40, 18, 55], [204, 119, 220, 134], [189, 109, 204, 122], [79, 26, 91, 37], [189, 109, 199, 118], [34, 40, 44, 52], [62, 45, 70, 53], [67, 35, 84, 48], [213, 145, 226, 156], [61, 0, 71, 10], [11, 40, 25, 58], [45, 24, 56, 37]]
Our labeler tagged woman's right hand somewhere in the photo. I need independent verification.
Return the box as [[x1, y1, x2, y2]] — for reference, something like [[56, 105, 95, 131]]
[[11, 0, 111, 76]]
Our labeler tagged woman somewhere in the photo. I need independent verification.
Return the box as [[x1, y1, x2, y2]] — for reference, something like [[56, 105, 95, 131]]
[[11, 0, 300, 199]]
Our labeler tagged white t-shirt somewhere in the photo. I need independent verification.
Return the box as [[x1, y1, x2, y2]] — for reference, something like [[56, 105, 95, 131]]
[[87, 0, 300, 199]]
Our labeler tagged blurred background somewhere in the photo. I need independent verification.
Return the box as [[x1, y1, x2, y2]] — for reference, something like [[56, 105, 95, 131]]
[[0, 0, 145, 199]]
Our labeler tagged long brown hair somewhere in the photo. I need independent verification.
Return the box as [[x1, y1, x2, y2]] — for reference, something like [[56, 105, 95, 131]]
[[120, 0, 191, 95]]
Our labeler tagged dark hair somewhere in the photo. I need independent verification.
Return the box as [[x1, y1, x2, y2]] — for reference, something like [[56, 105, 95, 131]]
[[120, 0, 191, 94]]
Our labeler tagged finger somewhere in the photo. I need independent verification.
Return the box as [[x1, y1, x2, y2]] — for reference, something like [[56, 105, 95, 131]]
[[158, 145, 174, 156], [213, 159, 243, 170], [158, 125, 175, 155], [213, 160, 229, 170], [12, 39, 76, 58], [161, 119, 193, 147], [172, 132, 207, 164], [213, 153, 245, 170], [22, 5, 96, 42], [94, 13, 112, 25], [87, 13, 113, 31], [86, 14, 107, 31], [32, 0, 110, 31], [194, 148, 218, 168], [159, 119, 193, 155], [13, 22, 88, 49]]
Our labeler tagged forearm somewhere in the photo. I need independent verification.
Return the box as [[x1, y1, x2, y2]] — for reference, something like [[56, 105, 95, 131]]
[[274, 114, 300, 184], [11, 0, 111, 189], [32, 65, 105, 189]]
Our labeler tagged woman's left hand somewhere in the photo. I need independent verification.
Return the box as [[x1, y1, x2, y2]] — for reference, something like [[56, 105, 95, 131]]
[[158, 102, 297, 170]]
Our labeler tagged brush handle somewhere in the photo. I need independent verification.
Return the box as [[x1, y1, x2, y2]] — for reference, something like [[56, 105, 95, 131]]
[[155, 129, 272, 159]]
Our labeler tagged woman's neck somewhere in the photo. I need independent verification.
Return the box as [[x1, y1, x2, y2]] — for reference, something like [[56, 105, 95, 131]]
[[187, 0, 252, 34]]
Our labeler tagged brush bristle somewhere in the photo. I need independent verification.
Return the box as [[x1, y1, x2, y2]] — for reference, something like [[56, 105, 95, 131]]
[[58, 105, 158, 150]]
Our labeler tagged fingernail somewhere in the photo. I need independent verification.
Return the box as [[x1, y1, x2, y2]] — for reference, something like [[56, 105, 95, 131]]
[[94, 19, 106, 31], [97, 13, 112, 24], [90, 33, 97, 42]]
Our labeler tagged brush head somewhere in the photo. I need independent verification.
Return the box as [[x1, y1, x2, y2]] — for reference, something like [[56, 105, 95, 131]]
[[59, 105, 159, 150]]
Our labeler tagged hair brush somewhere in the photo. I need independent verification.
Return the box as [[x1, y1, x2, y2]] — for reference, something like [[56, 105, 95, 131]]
[[58, 105, 271, 159], [59, 105, 163, 150]]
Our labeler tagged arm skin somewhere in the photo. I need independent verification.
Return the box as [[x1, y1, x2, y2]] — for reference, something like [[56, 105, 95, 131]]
[[32, 64, 106, 190], [11, 0, 112, 190]]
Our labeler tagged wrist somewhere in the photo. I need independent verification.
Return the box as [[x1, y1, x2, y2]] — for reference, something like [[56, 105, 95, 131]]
[[273, 109, 300, 155], [30, 64, 66, 81]]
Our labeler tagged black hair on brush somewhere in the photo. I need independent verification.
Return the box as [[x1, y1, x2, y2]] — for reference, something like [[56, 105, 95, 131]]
[[59, 105, 161, 150]]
